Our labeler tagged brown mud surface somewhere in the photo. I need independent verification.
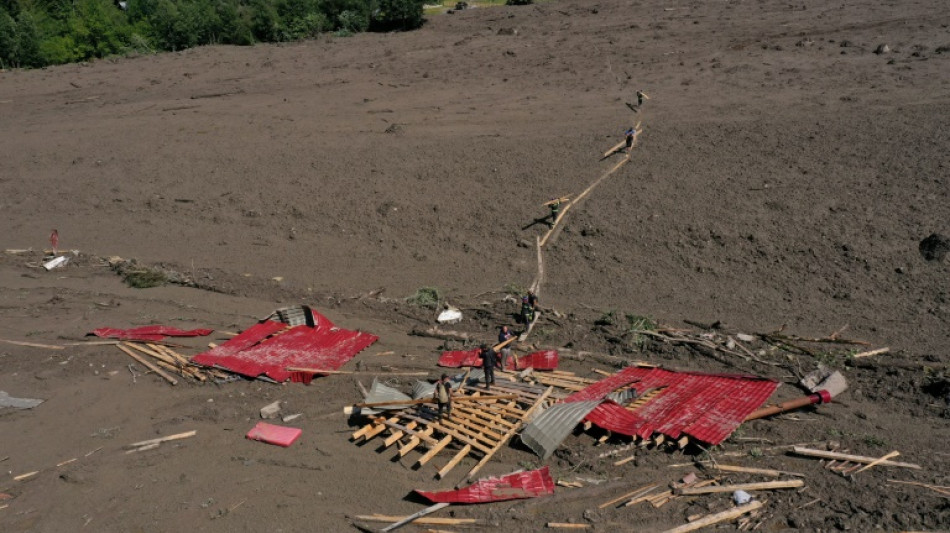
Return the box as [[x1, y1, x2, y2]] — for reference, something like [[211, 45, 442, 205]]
[[1, 0, 948, 531]]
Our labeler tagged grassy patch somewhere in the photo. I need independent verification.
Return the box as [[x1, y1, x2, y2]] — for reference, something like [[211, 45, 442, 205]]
[[123, 269, 168, 289], [407, 286, 441, 309]]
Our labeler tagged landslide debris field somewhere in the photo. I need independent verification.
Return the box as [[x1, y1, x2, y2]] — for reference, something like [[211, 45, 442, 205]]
[[1, 0, 948, 531]]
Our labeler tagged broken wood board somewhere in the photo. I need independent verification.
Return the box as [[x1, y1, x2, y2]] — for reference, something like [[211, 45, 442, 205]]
[[790, 447, 920, 469]]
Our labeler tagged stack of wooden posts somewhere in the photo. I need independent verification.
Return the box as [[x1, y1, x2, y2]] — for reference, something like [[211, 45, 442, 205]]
[[115, 341, 230, 384], [351, 383, 554, 481]]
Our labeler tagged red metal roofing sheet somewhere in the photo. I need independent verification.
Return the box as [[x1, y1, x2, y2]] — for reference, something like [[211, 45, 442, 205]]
[[190, 312, 377, 382], [91, 326, 214, 342], [415, 467, 555, 504], [438, 350, 558, 370], [566, 366, 778, 445]]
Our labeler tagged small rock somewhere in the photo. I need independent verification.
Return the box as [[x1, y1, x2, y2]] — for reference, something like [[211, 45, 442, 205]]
[[260, 401, 281, 419], [874, 44, 890, 54]]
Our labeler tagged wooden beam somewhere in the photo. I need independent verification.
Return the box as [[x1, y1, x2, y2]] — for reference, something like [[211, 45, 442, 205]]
[[706, 463, 804, 477], [849, 450, 900, 475], [658, 501, 763, 533], [0, 337, 64, 350], [352, 514, 481, 526], [437, 444, 473, 479], [380, 502, 450, 532], [354, 395, 517, 408], [790, 447, 920, 469], [547, 523, 590, 529], [677, 479, 804, 495], [416, 435, 453, 466], [116, 344, 178, 385], [465, 386, 553, 480], [598, 483, 659, 509], [127, 430, 197, 449]]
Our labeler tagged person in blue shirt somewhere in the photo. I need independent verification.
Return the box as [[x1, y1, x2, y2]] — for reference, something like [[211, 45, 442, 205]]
[[498, 325, 516, 370]]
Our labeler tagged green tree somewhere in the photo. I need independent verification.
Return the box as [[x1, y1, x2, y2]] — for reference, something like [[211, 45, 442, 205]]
[[15, 10, 42, 66], [372, 0, 423, 31], [0, 9, 17, 67]]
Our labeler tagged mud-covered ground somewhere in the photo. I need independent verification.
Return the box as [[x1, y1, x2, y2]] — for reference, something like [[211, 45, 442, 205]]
[[1, 0, 948, 531]]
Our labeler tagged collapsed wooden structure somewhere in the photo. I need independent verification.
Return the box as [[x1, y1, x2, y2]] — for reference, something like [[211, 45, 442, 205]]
[[351, 380, 554, 481]]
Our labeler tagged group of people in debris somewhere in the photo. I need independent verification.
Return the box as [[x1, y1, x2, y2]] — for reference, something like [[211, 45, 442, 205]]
[[432, 90, 648, 420], [431, 291, 540, 420]]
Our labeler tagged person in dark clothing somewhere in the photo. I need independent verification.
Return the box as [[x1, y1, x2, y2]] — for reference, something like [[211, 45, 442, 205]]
[[526, 291, 539, 308], [478, 343, 498, 389], [624, 127, 637, 153], [546, 198, 562, 228], [636, 90, 649, 106], [433, 373, 452, 421], [498, 325, 516, 370], [520, 296, 536, 325]]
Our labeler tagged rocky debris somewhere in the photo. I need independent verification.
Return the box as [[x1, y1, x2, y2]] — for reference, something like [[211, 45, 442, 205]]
[[919, 233, 949, 262]]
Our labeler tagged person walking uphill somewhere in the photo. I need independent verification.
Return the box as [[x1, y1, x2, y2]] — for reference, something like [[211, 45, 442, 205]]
[[433, 374, 452, 421], [624, 127, 638, 154], [546, 198, 562, 228], [478, 343, 499, 389], [520, 296, 536, 326]]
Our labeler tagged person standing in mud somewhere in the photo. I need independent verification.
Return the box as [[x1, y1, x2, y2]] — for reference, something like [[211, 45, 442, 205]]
[[520, 296, 536, 325], [546, 198, 562, 228], [478, 343, 498, 389], [433, 374, 452, 421], [498, 325, 516, 370], [636, 90, 649, 106]]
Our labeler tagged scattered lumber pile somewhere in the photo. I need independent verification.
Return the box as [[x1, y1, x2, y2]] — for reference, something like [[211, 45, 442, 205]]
[[115, 341, 232, 384], [351, 381, 554, 481]]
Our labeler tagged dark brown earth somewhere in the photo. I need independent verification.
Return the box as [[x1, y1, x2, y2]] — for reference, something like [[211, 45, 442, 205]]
[[1, 0, 949, 531]]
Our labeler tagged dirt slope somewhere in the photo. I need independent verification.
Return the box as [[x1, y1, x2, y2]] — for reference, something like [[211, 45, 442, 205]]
[[1, 0, 948, 531]]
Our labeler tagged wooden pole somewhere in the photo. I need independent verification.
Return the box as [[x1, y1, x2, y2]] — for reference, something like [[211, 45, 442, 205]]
[[127, 430, 197, 449], [850, 450, 900, 475], [790, 447, 920, 469], [379, 502, 450, 532], [355, 395, 518, 408], [116, 344, 178, 385], [598, 483, 659, 509], [677, 479, 803, 495], [658, 501, 763, 533], [704, 463, 804, 478]]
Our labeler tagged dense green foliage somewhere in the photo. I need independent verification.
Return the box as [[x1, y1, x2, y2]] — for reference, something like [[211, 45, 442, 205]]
[[0, 0, 424, 68]]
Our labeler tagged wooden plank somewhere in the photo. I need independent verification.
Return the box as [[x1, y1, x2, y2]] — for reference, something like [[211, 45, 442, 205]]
[[416, 435, 453, 466], [377, 419, 438, 446], [790, 447, 921, 469], [706, 463, 804, 477], [0, 338, 64, 350], [399, 428, 434, 457], [380, 502, 451, 532], [598, 483, 659, 509], [677, 479, 804, 495], [355, 395, 518, 408], [547, 523, 590, 529], [352, 421, 381, 441], [116, 344, 178, 385], [127, 430, 197, 449], [659, 501, 763, 533], [465, 386, 554, 480], [849, 450, 900, 475], [352, 514, 481, 526], [437, 444, 473, 479], [383, 421, 418, 447]]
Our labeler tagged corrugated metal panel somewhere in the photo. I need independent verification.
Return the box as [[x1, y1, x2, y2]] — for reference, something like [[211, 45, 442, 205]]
[[190, 311, 377, 382], [415, 467, 555, 504], [520, 400, 601, 459], [363, 378, 413, 413], [577, 367, 779, 445], [438, 350, 559, 370], [92, 326, 214, 342]]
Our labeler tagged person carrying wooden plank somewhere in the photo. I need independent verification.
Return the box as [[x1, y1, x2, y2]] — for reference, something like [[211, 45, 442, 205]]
[[636, 90, 650, 106], [544, 198, 564, 228], [624, 127, 638, 153], [433, 374, 453, 421], [498, 325, 517, 370]]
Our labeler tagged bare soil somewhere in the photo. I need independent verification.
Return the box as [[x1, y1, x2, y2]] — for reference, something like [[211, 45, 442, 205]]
[[1, 0, 948, 531]]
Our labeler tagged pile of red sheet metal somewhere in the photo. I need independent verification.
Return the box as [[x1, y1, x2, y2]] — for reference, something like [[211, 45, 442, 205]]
[[415, 467, 555, 504], [438, 349, 558, 371], [570, 366, 779, 445], [191, 309, 377, 382]]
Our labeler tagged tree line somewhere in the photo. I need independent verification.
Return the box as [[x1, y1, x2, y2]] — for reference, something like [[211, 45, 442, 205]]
[[0, 0, 425, 68]]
